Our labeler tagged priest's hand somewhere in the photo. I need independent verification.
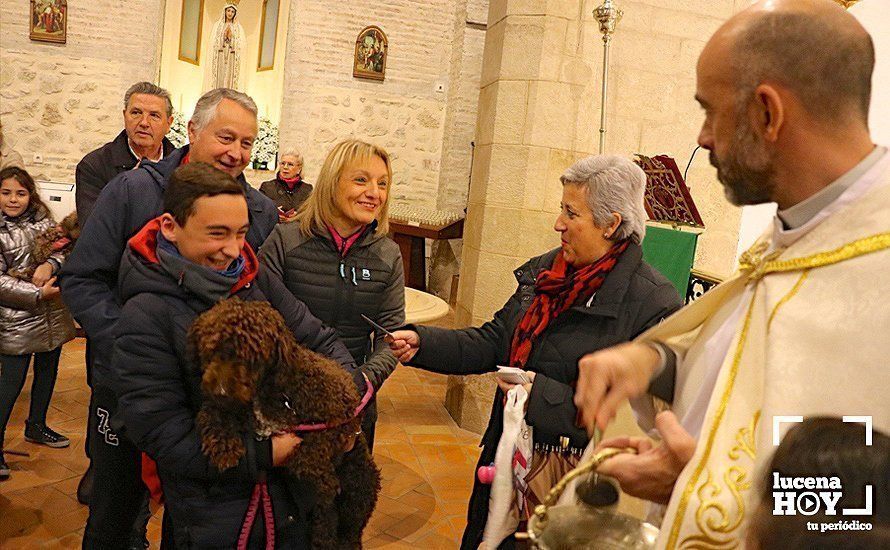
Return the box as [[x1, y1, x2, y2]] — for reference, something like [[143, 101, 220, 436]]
[[594, 411, 696, 505], [387, 330, 420, 363], [574, 342, 661, 433]]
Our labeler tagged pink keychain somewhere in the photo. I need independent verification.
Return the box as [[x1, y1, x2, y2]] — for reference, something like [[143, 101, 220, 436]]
[[477, 463, 496, 484]]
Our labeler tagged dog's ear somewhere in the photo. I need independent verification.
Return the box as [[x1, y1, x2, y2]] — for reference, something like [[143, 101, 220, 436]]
[[201, 359, 255, 403]]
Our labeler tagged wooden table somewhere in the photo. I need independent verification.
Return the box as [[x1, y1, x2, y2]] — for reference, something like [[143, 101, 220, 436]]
[[389, 218, 464, 291]]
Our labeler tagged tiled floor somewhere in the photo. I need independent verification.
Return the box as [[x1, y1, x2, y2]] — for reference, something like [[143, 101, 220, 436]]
[[1, 329, 480, 548]]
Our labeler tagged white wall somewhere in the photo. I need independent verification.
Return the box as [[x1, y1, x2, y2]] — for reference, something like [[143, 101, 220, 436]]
[[603, 0, 745, 276], [852, 0, 890, 145]]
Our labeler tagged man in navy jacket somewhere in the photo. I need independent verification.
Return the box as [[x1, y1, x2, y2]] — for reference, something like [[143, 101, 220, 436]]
[[60, 88, 287, 548]]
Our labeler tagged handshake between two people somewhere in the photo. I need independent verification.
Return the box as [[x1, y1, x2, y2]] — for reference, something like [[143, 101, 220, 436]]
[[385, 334, 696, 505]]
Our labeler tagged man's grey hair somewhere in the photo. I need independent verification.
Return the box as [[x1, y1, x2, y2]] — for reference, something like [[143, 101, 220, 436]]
[[560, 155, 648, 244], [731, 9, 874, 124], [124, 82, 173, 117], [279, 148, 303, 163], [190, 88, 258, 133]]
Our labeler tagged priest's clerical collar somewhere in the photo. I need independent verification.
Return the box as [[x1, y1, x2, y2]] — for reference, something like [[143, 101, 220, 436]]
[[777, 145, 886, 230]]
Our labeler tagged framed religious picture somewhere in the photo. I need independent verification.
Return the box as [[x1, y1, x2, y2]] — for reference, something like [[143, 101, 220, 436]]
[[30, 0, 67, 44], [353, 26, 388, 81]]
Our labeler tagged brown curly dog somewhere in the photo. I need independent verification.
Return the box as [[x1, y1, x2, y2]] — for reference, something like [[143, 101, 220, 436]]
[[189, 298, 381, 549], [8, 211, 79, 280]]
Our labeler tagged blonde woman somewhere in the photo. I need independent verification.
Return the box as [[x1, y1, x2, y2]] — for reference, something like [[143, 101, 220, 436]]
[[259, 139, 404, 450]]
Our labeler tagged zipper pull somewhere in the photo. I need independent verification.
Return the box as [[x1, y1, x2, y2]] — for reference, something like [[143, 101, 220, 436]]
[[339, 262, 345, 280]]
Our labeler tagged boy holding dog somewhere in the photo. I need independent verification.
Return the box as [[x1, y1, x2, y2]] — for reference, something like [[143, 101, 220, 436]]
[[112, 162, 361, 548]]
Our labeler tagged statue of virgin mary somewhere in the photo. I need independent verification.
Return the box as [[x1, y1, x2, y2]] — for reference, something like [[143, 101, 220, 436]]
[[208, 4, 246, 90]]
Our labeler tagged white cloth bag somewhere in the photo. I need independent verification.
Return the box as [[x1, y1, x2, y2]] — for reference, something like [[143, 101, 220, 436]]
[[481, 385, 533, 549]]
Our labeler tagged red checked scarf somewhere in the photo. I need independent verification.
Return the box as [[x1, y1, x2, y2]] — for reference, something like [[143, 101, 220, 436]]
[[508, 239, 629, 369]]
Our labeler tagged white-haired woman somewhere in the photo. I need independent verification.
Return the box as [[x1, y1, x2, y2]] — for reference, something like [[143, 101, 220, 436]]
[[388, 155, 683, 548], [260, 139, 404, 450], [260, 149, 313, 223]]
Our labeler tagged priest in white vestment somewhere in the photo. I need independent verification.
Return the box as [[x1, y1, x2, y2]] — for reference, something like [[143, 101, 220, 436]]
[[573, 1, 890, 548]]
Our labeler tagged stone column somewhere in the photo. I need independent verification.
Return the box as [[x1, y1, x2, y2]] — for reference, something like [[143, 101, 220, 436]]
[[445, 0, 596, 433]]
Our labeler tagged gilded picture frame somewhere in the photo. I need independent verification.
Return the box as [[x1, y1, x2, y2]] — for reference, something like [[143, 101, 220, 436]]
[[178, 0, 205, 65], [258, 0, 281, 72], [30, 0, 67, 44], [353, 26, 388, 81]]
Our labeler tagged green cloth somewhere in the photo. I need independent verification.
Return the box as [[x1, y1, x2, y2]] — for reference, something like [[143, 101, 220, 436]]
[[641, 225, 699, 297]]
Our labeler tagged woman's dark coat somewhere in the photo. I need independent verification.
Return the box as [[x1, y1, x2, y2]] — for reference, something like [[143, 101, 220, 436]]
[[259, 222, 405, 448], [259, 177, 313, 216], [406, 243, 683, 548]]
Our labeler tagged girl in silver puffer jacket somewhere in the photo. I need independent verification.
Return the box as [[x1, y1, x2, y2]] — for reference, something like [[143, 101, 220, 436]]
[[0, 167, 75, 480]]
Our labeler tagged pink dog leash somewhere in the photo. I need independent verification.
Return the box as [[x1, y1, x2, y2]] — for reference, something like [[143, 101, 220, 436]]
[[237, 472, 275, 550], [276, 373, 375, 434], [238, 373, 374, 548]]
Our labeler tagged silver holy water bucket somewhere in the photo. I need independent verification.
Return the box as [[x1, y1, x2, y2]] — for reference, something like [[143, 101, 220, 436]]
[[515, 447, 660, 549]]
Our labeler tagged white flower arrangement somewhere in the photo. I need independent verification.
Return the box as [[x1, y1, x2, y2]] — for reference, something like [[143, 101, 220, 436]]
[[166, 111, 189, 149], [251, 116, 279, 168]]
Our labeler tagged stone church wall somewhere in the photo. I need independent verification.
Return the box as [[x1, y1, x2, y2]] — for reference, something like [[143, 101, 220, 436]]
[[0, 0, 488, 214], [278, 0, 488, 212], [0, 0, 166, 181], [1, 0, 749, 281]]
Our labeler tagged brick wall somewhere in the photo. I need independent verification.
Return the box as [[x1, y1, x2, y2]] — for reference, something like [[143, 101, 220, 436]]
[[278, 0, 488, 211], [0, 0, 165, 181], [437, 5, 487, 213]]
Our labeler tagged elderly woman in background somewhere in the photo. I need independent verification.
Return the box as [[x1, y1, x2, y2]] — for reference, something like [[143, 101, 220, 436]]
[[260, 149, 313, 223], [388, 155, 683, 548], [260, 139, 404, 450]]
